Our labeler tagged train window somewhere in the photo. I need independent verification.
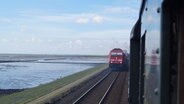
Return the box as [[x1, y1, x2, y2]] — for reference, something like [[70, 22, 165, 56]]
[[117, 53, 123, 55], [111, 52, 123, 56]]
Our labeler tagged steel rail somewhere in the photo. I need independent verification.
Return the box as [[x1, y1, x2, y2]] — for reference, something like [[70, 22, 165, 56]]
[[98, 72, 120, 104], [72, 71, 111, 104]]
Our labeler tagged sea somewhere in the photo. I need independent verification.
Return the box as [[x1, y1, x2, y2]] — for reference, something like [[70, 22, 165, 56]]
[[0, 54, 107, 89]]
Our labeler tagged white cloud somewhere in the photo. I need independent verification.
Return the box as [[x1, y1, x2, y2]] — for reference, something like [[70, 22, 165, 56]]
[[105, 6, 138, 14], [19, 25, 28, 32], [24, 37, 43, 43], [17, 9, 137, 26], [105, 17, 136, 25], [105, 7, 123, 13], [0, 38, 9, 43], [75, 14, 105, 24], [92, 15, 104, 23], [0, 18, 12, 23], [19, 11, 106, 24], [79, 29, 130, 39], [47, 39, 53, 42], [76, 17, 90, 24], [37, 15, 74, 22], [75, 39, 83, 45], [75, 15, 104, 24]]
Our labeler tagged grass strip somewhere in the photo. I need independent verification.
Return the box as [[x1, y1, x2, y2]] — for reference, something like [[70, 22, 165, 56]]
[[0, 64, 108, 104]]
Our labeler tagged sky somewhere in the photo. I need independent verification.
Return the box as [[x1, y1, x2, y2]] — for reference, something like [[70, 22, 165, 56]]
[[0, 0, 141, 55]]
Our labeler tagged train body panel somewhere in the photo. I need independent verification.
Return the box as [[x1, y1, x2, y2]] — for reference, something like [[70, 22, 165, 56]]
[[142, 1, 161, 104], [129, 0, 184, 104]]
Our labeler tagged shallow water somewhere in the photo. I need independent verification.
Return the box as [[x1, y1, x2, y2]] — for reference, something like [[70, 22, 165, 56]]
[[0, 61, 97, 89]]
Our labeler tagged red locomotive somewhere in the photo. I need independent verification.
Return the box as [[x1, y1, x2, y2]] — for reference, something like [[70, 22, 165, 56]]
[[108, 48, 128, 71]]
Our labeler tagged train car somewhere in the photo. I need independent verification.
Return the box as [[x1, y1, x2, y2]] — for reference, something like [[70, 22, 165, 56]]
[[108, 48, 128, 71], [129, 0, 184, 104]]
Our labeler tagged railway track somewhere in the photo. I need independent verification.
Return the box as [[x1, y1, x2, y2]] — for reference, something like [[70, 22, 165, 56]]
[[101, 72, 127, 104], [98, 72, 120, 104], [72, 72, 126, 104]]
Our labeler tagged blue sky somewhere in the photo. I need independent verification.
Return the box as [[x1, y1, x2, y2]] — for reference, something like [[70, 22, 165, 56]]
[[0, 0, 141, 55]]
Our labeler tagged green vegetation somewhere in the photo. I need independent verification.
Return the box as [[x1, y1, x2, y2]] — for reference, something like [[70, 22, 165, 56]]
[[0, 64, 108, 104]]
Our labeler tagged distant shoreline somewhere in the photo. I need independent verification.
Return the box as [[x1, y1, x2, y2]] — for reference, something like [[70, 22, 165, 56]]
[[0, 53, 107, 57], [0, 54, 107, 64]]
